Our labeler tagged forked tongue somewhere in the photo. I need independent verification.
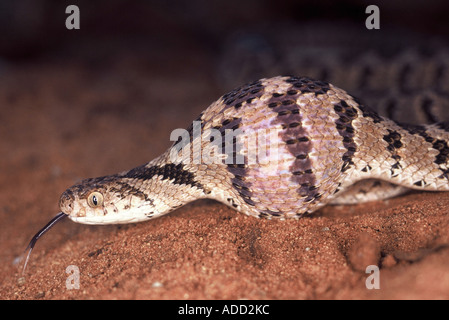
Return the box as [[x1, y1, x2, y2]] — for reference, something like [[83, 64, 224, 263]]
[[21, 212, 67, 275]]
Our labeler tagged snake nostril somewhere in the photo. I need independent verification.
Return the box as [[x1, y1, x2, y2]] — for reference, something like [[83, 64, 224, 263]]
[[59, 190, 75, 212]]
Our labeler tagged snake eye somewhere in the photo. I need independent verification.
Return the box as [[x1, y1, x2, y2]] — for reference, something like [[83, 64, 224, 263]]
[[87, 191, 104, 208]]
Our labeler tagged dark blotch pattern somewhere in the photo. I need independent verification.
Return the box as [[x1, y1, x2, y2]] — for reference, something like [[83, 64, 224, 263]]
[[285, 76, 331, 96], [433, 139, 449, 165], [211, 116, 253, 206], [398, 123, 449, 181], [259, 208, 283, 217], [125, 163, 204, 190], [213, 116, 242, 164], [333, 100, 358, 172], [218, 79, 265, 206], [172, 112, 205, 150], [110, 181, 153, 202], [354, 97, 383, 123], [221, 79, 264, 108], [383, 129, 403, 177], [269, 83, 319, 203], [227, 76, 331, 212], [383, 129, 403, 152], [219, 80, 265, 207]]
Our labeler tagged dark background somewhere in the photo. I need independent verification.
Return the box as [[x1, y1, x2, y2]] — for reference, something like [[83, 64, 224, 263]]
[[2, 0, 448, 63], [2, 0, 449, 117]]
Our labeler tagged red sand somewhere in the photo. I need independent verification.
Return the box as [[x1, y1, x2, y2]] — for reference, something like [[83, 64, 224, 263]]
[[1, 58, 449, 300]]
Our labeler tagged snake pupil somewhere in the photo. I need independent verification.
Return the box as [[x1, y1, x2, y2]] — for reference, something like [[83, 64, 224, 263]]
[[87, 192, 103, 207]]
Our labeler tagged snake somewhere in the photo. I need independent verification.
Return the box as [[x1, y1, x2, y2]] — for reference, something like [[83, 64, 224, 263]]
[[22, 75, 449, 273]]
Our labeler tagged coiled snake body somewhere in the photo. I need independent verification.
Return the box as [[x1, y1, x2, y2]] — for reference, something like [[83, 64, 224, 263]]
[[23, 76, 449, 272]]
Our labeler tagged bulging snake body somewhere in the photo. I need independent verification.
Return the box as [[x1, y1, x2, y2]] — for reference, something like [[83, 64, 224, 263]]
[[23, 75, 449, 272]]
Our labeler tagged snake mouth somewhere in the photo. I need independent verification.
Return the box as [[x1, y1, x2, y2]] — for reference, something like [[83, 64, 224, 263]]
[[22, 212, 68, 274], [68, 212, 151, 225]]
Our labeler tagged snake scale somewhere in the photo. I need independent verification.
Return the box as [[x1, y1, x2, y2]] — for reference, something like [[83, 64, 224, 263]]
[[23, 75, 449, 273]]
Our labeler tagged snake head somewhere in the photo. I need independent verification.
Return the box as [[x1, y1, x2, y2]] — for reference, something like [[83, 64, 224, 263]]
[[59, 175, 157, 225]]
